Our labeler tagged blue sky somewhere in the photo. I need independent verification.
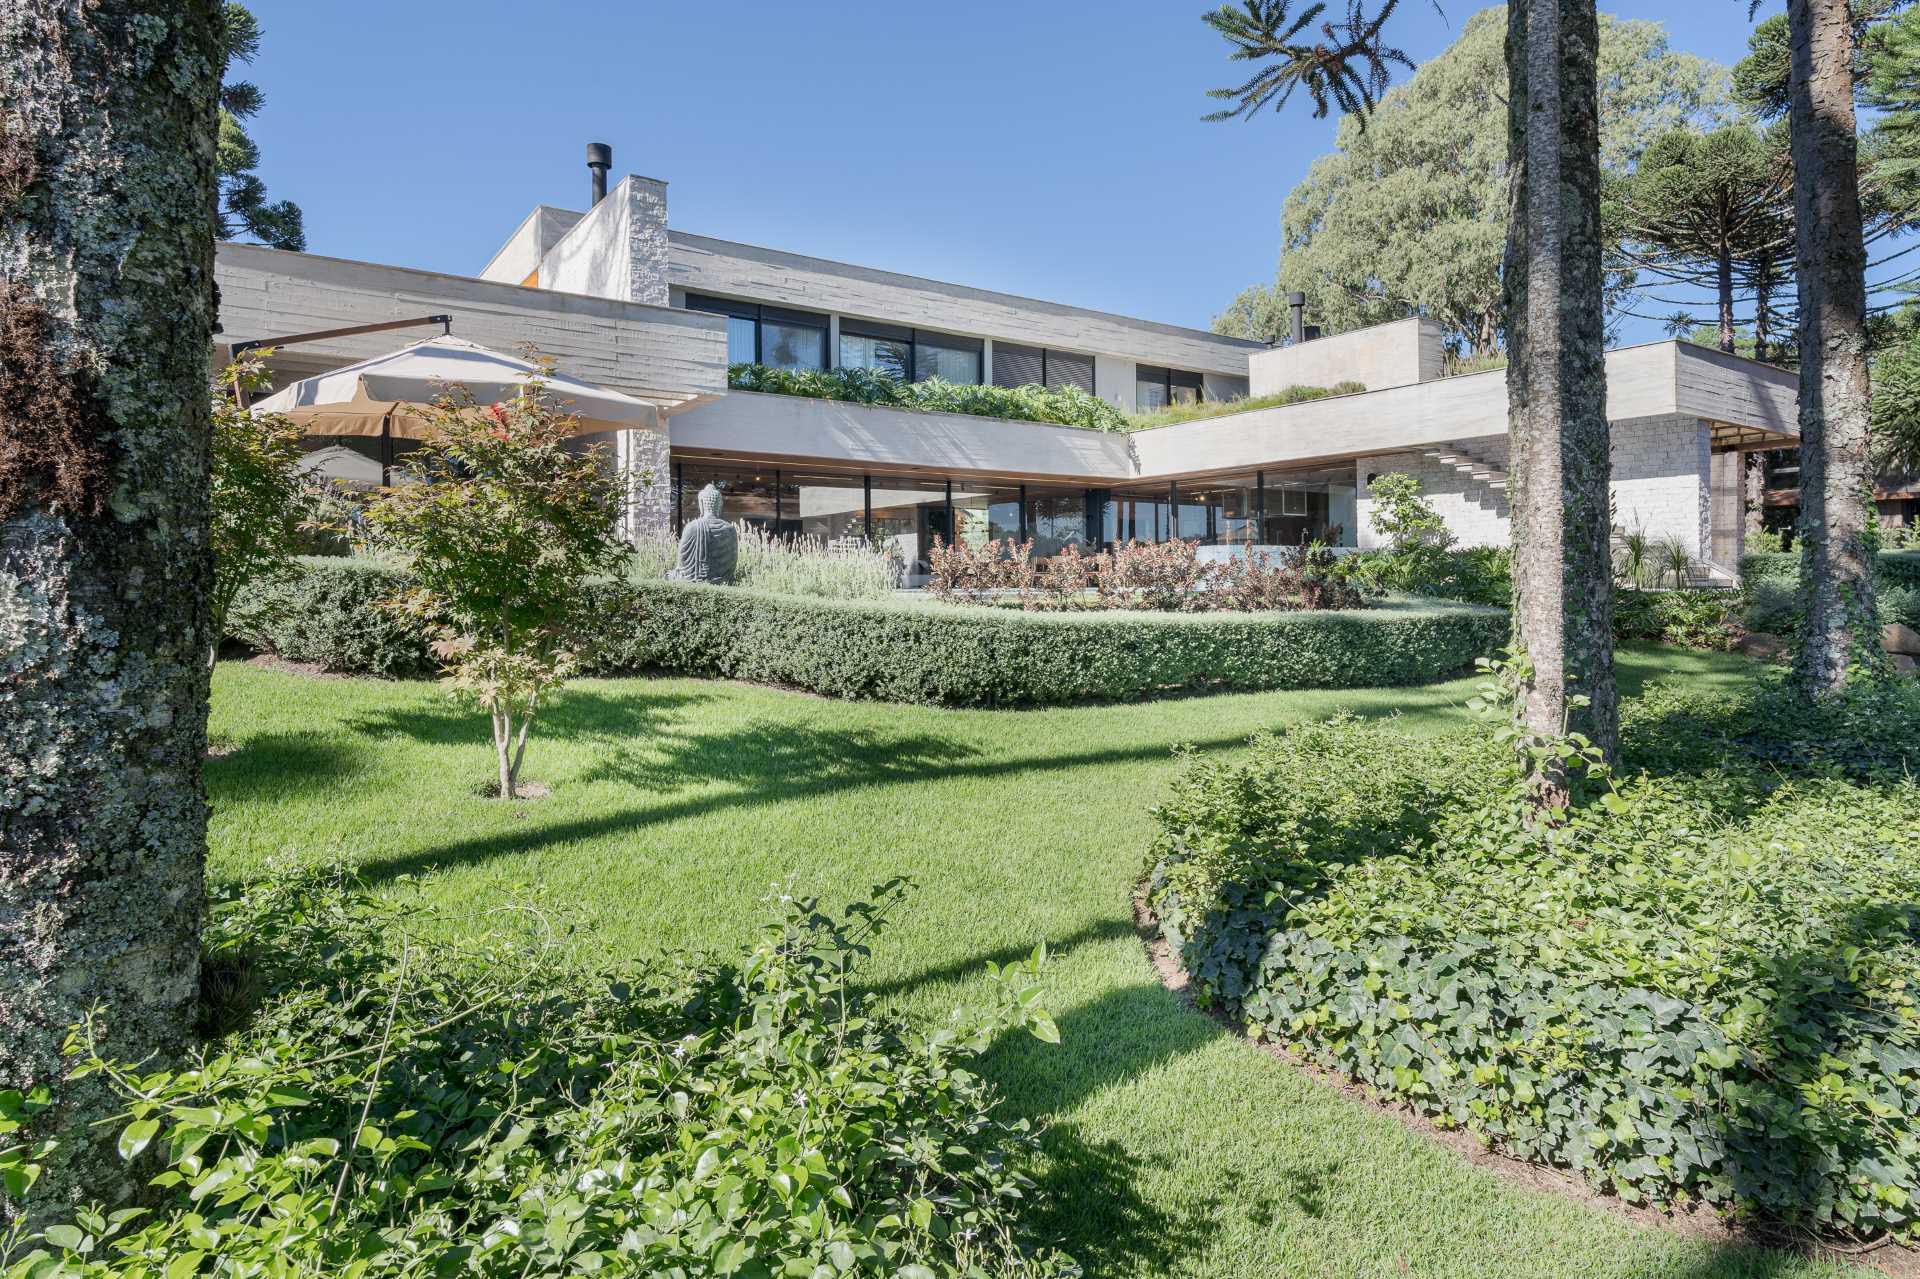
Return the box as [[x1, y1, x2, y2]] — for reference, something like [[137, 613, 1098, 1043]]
[[242, 1, 1767, 338]]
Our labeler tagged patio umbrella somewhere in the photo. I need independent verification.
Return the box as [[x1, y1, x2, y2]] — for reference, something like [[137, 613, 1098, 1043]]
[[251, 335, 661, 484]]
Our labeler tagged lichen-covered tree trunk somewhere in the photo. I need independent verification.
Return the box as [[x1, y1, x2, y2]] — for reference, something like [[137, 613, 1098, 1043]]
[[1503, 0, 1619, 790], [1, 0, 222, 1224], [1786, 0, 1878, 694]]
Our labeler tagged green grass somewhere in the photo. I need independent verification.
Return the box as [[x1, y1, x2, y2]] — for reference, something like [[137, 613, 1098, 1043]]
[[207, 646, 1863, 1279], [1122, 381, 1367, 431]]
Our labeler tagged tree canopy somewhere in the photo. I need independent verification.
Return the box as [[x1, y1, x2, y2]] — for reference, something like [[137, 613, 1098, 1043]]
[[1214, 6, 1731, 354]]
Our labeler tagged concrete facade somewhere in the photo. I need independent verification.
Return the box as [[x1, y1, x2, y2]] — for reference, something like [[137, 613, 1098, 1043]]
[[217, 161, 1805, 568], [1250, 316, 1448, 394]]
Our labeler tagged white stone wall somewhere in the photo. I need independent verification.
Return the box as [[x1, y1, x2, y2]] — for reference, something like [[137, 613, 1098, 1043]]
[[1353, 414, 1713, 557], [1354, 436, 1511, 550], [1609, 414, 1712, 560], [619, 426, 674, 540]]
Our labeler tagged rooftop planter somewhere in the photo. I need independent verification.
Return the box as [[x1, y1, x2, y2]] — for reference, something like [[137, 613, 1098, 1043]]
[[727, 362, 1131, 432]]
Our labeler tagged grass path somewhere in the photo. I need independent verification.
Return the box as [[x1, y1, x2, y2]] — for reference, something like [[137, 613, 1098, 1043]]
[[208, 648, 1861, 1279]]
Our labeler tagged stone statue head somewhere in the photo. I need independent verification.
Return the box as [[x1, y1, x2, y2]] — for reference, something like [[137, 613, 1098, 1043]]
[[697, 483, 724, 521]]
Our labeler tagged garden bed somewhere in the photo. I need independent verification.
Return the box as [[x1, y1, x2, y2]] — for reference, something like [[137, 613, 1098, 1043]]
[[229, 556, 1507, 707], [1143, 680, 1920, 1244]]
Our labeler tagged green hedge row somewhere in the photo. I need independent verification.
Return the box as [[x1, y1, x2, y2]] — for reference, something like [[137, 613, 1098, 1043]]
[[1147, 684, 1920, 1240], [1742, 549, 1920, 591], [229, 557, 1508, 706]]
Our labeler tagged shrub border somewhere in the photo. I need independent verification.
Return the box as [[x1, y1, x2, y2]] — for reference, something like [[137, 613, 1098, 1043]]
[[231, 557, 1509, 707]]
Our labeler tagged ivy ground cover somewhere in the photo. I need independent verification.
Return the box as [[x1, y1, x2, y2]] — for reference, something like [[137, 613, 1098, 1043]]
[[205, 648, 1869, 1278]]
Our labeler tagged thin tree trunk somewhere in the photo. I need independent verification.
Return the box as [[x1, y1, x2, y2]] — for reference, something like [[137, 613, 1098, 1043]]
[[1786, 0, 1878, 694], [1503, 0, 1618, 798], [1753, 255, 1775, 364], [0, 0, 222, 1226], [1718, 243, 1736, 354]]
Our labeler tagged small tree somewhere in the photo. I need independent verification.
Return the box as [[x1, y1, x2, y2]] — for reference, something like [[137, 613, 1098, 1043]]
[[1366, 471, 1454, 591], [366, 369, 631, 799], [208, 352, 308, 666]]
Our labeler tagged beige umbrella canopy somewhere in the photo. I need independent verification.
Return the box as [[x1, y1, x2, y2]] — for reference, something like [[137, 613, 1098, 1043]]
[[252, 335, 661, 479]]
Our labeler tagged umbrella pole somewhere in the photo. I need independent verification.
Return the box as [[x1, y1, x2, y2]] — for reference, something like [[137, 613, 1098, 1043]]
[[380, 413, 392, 488]]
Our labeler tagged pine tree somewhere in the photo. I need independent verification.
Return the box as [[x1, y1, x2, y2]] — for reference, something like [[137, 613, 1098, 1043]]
[[0, 0, 222, 1225]]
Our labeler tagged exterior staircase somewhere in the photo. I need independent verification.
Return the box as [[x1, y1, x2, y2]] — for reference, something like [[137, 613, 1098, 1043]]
[[1419, 442, 1509, 495], [1422, 441, 1736, 587]]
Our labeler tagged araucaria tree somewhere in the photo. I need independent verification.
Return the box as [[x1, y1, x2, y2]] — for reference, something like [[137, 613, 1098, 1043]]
[[1212, 7, 1731, 355], [1786, 0, 1880, 692], [216, 2, 303, 250], [1503, 0, 1618, 779], [367, 375, 631, 800], [0, 0, 223, 1224], [1605, 125, 1795, 357], [1206, 0, 1620, 794], [208, 353, 308, 666]]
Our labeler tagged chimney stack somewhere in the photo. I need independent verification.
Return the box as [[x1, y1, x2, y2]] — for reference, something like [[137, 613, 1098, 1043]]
[[586, 142, 612, 206], [1287, 291, 1307, 345]]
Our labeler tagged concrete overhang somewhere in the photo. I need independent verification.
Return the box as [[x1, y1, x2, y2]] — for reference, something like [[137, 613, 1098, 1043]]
[[215, 242, 728, 410], [671, 340, 1801, 485]]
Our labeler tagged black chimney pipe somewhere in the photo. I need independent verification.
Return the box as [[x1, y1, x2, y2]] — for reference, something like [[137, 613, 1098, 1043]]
[[1287, 291, 1307, 345], [586, 142, 612, 206]]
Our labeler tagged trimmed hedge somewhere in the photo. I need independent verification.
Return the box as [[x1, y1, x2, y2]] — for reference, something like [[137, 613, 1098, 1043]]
[[1742, 549, 1920, 591], [1147, 682, 1920, 1240], [229, 557, 1508, 706]]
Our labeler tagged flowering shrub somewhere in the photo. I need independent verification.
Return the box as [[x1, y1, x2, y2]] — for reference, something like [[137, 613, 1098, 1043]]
[[0, 870, 1074, 1277], [927, 536, 1372, 613]]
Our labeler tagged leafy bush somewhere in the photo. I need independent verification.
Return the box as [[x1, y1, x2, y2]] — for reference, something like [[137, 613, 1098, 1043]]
[[630, 525, 901, 600], [1347, 546, 1511, 606], [927, 537, 1372, 613], [1611, 589, 1743, 650], [1122, 382, 1365, 431], [728, 363, 1129, 433], [1742, 549, 1920, 593], [209, 352, 310, 662], [230, 558, 1506, 706], [1, 871, 1073, 1277], [229, 556, 432, 676], [1146, 675, 1920, 1241]]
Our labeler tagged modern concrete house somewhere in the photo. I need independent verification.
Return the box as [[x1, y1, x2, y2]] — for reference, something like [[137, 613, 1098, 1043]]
[[216, 149, 1800, 583]]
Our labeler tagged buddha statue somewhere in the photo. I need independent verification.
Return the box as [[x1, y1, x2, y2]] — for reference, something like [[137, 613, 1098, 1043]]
[[669, 483, 738, 585]]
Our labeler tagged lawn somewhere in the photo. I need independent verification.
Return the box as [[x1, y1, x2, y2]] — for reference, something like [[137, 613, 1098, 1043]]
[[207, 646, 1865, 1279]]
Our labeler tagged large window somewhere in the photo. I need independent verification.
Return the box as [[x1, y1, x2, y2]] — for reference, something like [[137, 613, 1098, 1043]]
[[839, 319, 912, 381], [950, 483, 1022, 550], [991, 344, 1095, 393], [914, 332, 983, 385], [685, 294, 828, 371], [1135, 365, 1204, 412]]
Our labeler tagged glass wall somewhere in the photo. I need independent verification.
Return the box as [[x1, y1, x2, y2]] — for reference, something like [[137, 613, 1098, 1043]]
[[684, 294, 827, 371], [1180, 476, 1261, 546], [866, 473, 951, 576], [779, 470, 869, 544], [1102, 487, 1174, 544], [950, 483, 1022, 549], [1025, 487, 1091, 557], [677, 463, 780, 532], [839, 327, 911, 380]]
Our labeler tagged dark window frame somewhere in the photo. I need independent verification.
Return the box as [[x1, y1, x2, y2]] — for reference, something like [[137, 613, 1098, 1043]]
[[1135, 364, 1206, 409], [685, 293, 828, 370]]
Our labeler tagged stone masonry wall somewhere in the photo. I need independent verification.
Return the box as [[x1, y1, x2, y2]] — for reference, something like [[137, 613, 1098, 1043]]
[[1354, 414, 1713, 559], [620, 425, 673, 539]]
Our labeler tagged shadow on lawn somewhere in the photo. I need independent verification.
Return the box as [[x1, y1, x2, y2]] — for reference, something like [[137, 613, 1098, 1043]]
[[987, 980, 1226, 1272], [345, 726, 1260, 888], [206, 731, 365, 801], [344, 685, 719, 749]]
